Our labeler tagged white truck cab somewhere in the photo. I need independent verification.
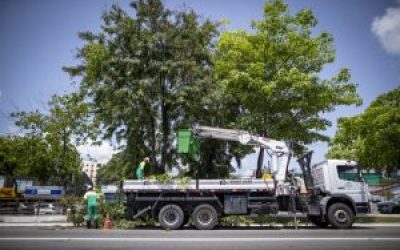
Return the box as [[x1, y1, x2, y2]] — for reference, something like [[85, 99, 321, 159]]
[[306, 159, 370, 228]]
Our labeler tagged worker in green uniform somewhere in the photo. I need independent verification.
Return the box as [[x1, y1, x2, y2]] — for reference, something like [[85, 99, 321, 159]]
[[136, 157, 150, 180], [83, 185, 98, 228]]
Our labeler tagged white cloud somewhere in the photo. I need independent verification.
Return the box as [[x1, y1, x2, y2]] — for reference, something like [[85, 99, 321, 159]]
[[372, 6, 400, 55], [77, 142, 117, 165]]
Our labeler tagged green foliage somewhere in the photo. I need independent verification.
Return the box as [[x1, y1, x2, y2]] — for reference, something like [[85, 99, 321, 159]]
[[63, 0, 363, 180], [63, 0, 220, 175], [176, 176, 191, 186], [214, 0, 361, 155], [7, 93, 88, 191], [146, 174, 191, 186], [97, 151, 131, 185], [4, 0, 365, 185], [148, 174, 173, 183], [67, 204, 85, 227], [0, 135, 61, 184], [285, 218, 301, 227], [60, 195, 83, 208], [252, 215, 276, 226], [328, 87, 400, 170], [115, 216, 156, 229], [99, 201, 125, 223], [220, 215, 253, 226], [115, 219, 140, 229]]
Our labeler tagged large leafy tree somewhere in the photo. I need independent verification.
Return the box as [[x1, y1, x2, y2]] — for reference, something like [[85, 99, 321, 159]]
[[9, 93, 89, 192], [214, 0, 361, 176], [0, 135, 63, 186], [64, 0, 219, 174], [2, 111, 54, 185], [214, 0, 361, 154], [328, 87, 400, 171]]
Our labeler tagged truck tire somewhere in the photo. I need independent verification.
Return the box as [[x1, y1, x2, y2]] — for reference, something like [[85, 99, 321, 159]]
[[158, 204, 184, 230], [327, 203, 354, 229], [192, 204, 218, 230], [308, 215, 329, 228]]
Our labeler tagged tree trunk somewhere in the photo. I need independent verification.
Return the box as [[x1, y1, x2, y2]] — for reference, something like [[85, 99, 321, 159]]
[[61, 129, 68, 193], [160, 74, 170, 173], [150, 116, 157, 174]]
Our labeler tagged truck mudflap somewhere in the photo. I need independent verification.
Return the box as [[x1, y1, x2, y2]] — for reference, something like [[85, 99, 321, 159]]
[[356, 202, 370, 214]]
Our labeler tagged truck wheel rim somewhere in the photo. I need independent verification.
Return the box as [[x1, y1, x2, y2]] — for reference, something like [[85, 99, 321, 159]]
[[334, 210, 348, 223], [165, 210, 178, 226], [197, 210, 212, 226]]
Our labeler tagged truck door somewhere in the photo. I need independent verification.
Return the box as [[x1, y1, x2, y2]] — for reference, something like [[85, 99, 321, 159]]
[[332, 164, 368, 204]]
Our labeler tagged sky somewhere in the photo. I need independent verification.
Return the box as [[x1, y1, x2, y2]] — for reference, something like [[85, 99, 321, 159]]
[[0, 0, 399, 171]]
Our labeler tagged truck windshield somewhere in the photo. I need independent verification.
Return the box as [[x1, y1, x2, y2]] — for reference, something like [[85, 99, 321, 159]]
[[337, 165, 363, 182]]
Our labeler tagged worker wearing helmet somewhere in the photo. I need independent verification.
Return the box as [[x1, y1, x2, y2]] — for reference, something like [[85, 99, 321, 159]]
[[83, 185, 98, 228], [136, 157, 150, 180]]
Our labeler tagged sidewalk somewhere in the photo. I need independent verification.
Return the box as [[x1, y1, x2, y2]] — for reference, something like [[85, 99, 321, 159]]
[[1, 213, 400, 228], [0, 215, 67, 223], [0, 215, 72, 227], [0, 222, 73, 227]]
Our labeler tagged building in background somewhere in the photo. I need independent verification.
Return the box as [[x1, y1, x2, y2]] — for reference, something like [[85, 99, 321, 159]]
[[82, 161, 101, 187]]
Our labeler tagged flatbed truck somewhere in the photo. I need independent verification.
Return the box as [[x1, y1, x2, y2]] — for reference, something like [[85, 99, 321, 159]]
[[122, 126, 370, 229]]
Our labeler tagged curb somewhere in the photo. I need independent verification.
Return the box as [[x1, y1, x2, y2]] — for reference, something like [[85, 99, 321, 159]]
[[0, 215, 67, 223], [1, 222, 400, 228], [222, 223, 400, 228], [0, 222, 73, 227]]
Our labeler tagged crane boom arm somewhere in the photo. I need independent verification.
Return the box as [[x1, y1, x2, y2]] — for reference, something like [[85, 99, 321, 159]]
[[193, 126, 289, 154], [192, 126, 291, 185]]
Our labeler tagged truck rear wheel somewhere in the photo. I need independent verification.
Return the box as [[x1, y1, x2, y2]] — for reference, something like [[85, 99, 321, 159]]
[[327, 203, 354, 229], [308, 215, 329, 228], [158, 204, 184, 230], [192, 204, 218, 230]]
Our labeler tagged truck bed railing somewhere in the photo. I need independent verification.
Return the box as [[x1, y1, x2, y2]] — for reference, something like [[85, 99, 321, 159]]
[[123, 178, 274, 191]]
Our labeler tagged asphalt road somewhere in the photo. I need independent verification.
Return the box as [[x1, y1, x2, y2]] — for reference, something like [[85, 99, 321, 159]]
[[1, 226, 399, 250]]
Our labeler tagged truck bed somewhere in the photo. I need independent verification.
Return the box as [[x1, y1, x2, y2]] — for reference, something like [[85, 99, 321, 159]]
[[123, 178, 274, 192]]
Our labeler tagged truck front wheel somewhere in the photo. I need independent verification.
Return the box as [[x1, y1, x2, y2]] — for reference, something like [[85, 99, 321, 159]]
[[192, 204, 218, 230], [158, 204, 184, 230], [327, 203, 354, 229]]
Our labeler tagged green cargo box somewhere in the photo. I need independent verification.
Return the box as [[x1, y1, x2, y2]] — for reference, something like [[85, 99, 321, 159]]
[[177, 129, 200, 160], [177, 130, 192, 154]]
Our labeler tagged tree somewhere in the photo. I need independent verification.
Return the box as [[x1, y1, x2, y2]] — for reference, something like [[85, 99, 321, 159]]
[[97, 151, 130, 185], [0, 135, 54, 186], [328, 87, 400, 171], [0, 136, 27, 187], [214, 0, 361, 174], [63, 0, 219, 174], [10, 93, 89, 192]]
